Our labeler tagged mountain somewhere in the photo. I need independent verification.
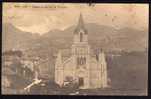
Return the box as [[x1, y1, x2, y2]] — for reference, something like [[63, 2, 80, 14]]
[[2, 23, 40, 51], [2, 23, 148, 53], [41, 23, 148, 52]]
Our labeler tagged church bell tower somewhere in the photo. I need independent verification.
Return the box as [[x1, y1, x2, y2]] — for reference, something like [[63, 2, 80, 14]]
[[72, 13, 90, 89], [73, 13, 88, 44]]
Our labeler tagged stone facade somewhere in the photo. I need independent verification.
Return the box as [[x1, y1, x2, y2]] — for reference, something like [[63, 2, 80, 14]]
[[55, 14, 108, 89]]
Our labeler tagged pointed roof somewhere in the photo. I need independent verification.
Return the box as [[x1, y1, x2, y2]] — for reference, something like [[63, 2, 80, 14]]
[[78, 13, 85, 29], [74, 13, 87, 34]]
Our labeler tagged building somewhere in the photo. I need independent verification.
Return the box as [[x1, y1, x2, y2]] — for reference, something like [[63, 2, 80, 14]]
[[55, 14, 108, 89], [2, 50, 23, 67], [2, 50, 35, 81]]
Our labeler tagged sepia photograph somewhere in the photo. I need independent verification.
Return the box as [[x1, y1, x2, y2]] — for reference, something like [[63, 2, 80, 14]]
[[2, 3, 148, 95]]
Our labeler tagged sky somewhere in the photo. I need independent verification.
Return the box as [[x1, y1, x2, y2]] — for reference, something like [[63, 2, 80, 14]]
[[3, 3, 149, 35]]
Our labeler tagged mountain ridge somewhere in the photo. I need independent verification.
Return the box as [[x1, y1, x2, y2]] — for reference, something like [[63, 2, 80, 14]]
[[2, 23, 148, 52]]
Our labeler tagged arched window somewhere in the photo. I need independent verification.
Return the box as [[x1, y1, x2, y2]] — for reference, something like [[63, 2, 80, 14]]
[[80, 32, 83, 42], [77, 57, 86, 66]]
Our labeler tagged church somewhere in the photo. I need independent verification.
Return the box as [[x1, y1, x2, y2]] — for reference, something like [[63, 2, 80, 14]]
[[55, 14, 108, 89]]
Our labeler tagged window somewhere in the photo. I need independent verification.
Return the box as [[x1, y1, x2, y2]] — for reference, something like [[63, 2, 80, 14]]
[[80, 32, 83, 42], [77, 57, 86, 66]]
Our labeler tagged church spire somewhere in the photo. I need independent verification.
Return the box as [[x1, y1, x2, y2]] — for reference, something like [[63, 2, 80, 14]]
[[78, 13, 85, 29], [74, 13, 87, 34]]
